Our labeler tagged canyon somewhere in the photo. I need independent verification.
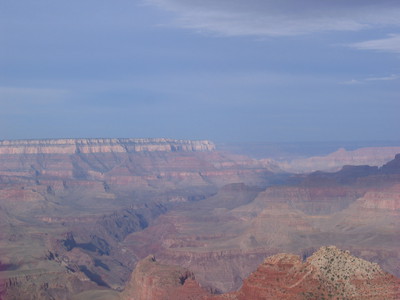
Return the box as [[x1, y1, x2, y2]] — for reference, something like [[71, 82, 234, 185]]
[[0, 138, 399, 299]]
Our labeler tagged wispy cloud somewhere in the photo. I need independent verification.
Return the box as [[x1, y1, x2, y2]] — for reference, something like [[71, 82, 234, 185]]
[[341, 79, 363, 85], [146, 0, 400, 36], [349, 34, 400, 53], [365, 74, 399, 81], [341, 74, 400, 85]]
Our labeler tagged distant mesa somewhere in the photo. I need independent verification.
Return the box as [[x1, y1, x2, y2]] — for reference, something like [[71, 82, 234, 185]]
[[275, 146, 400, 173], [0, 138, 216, 154]]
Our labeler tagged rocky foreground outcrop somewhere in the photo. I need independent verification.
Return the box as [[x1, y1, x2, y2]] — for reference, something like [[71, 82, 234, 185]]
[[121, 247, 400, 300], [210, 246, 400, 300]]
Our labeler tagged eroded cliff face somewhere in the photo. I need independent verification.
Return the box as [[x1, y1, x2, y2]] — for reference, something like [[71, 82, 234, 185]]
[[0, 138, 216, 154], [0, 138, 273, 189]]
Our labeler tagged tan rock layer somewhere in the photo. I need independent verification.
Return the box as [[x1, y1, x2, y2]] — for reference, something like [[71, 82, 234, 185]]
[[0, 138, 216, 154]]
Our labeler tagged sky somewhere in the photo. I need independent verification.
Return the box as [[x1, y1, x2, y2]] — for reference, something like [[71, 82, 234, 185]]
[[1, 0, 399, 143]]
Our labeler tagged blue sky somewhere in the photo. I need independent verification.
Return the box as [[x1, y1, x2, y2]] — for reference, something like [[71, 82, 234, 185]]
[[1, 0, 399, 142]]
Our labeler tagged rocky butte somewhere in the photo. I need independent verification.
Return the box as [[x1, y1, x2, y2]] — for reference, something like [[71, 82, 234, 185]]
[[0, 138, 399, 300]]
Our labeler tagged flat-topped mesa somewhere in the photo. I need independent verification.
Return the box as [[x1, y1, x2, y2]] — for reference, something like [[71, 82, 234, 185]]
[[0, 138, 216, 154]]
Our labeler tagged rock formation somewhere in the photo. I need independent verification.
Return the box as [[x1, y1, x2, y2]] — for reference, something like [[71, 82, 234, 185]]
[[127, 154, 400, 292], [1, 138, 399, 299], [120, 247, 400, 300], [276, 147, 400, 173], [208, 246, 400, 300], [0, 138, 216, 154], [0, 138, 275, 299], [120, 255, 209, 300]]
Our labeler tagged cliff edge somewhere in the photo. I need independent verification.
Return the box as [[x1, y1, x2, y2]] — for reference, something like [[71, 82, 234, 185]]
[[0, 138, 216, 154]]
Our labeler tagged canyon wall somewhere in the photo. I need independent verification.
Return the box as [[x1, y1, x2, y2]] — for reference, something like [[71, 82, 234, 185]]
[[1, 139, 399, 299], [0, 138, 216, 154]]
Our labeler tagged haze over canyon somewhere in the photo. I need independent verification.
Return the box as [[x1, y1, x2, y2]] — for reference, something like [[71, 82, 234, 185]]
[[0, 138, 399, 300]]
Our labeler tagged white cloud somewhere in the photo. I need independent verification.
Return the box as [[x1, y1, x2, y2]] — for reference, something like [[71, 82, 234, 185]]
[[350, 34, 400, 53], [146, 0, 400, 36], [365, 74, 399, 81], [341, 79, 362, 85], [341, 74, 399, 85]]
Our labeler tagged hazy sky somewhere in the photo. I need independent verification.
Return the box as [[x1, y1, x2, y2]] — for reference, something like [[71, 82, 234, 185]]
[[1, 0, 399, 142]]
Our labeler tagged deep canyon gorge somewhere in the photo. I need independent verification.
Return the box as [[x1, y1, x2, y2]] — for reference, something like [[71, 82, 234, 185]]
[[0, 138, 399, 299]]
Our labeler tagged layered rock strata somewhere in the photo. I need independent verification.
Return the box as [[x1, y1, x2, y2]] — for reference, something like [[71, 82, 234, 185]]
[[0, 138, 276, 299], [0, 138, 216, 154], [127, 154, 400, 293]]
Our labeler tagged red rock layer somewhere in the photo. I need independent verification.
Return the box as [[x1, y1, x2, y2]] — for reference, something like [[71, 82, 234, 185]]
[[120, 255, 209, 300], [120, 247, 400, 300], [208, 246, 400, 300]]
